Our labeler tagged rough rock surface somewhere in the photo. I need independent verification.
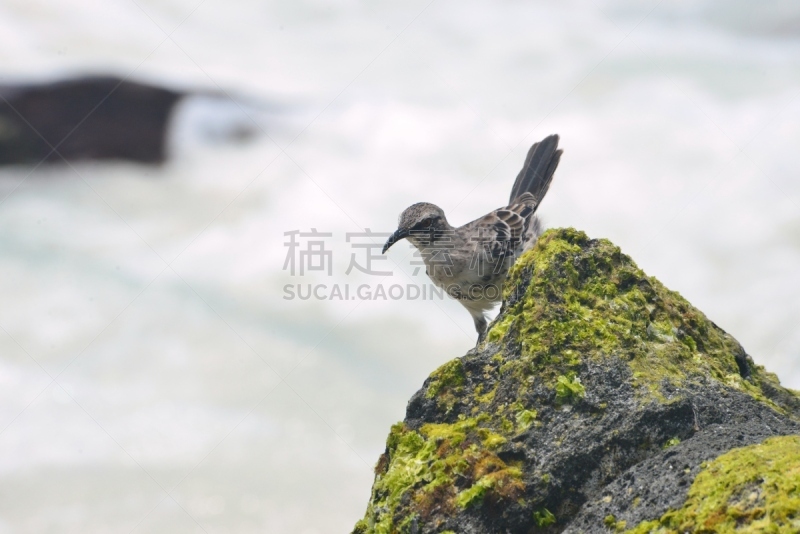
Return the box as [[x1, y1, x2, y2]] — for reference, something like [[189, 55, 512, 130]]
[[353, 228, 800, 534]]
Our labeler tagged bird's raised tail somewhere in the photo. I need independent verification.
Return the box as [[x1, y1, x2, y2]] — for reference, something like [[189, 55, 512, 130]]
[[508, 134, 562, 205]]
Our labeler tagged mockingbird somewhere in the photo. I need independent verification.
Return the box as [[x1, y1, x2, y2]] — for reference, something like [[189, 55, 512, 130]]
[[382, 134, 562, 339]]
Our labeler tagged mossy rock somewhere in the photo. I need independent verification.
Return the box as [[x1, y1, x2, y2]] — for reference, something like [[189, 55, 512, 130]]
[[354, 228, 800, 534], [625, 435, 800, 533]]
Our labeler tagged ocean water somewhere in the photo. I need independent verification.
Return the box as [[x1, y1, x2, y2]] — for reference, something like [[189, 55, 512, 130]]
[[0, 0, 799, 532]]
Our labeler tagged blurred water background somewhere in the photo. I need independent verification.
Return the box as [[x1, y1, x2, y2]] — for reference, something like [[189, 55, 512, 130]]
[[0, 0, 799, 532]]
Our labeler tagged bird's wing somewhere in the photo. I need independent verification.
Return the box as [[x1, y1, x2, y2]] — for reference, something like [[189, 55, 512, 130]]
[[488, 209, 526, 243], [464, 196, 536, 258], [506, 193, 537, 223]]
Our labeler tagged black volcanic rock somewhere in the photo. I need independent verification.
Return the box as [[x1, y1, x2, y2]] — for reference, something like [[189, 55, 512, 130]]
[[0, 76, 184, 164], [353, 228, 800, 534]]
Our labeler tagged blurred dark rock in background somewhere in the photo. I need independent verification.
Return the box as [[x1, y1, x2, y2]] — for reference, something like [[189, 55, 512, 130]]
[[0, 76, 185, 165]]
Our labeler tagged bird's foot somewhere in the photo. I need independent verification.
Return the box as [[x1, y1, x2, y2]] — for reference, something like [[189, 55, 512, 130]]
[[476, 330, 487, 345]]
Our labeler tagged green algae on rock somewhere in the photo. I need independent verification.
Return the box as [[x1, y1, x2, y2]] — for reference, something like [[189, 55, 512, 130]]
[[354, 228, 800, 534], [492, 228, 795, 413], [355, 417, 523, 533], [626, 435, 800, 534]]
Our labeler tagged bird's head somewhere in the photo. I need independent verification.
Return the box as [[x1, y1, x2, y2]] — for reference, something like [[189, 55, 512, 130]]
[[382, 202, 448, 253]]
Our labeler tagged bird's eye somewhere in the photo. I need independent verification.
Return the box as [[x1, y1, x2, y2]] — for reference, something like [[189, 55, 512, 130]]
[[421, 217, 433, 227]]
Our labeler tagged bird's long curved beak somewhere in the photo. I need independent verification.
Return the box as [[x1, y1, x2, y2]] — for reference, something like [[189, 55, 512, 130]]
[[382, 228, 409, 254]]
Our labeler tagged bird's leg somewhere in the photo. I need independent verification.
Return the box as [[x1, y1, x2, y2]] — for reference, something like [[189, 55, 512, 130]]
[[472, 313, 488, 344]]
